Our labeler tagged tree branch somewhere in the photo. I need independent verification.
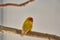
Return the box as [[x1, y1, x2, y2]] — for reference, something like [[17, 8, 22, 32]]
[[0, 25, 60, 40], [0, 0, 35, 8]]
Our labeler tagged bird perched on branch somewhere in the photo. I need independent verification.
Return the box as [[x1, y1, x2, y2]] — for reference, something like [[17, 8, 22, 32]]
[[21, 17, 33, 36]]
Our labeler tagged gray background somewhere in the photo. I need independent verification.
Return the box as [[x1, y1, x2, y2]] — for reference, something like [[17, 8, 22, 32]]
[[0, 0, 60, 40], [0, 0, 4, 40], [0, 0, 3, 25]]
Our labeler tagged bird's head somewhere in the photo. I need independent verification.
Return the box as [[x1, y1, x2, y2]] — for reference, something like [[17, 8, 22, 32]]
[[27, 17, 33, 22]]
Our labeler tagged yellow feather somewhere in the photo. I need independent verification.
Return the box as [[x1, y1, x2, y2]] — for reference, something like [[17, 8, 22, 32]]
[[21, 17, 33, 35]]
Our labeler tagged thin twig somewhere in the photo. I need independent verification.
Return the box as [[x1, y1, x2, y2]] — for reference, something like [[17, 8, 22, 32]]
[[0, 0, 35, 8], [0, 25, 60, 40]]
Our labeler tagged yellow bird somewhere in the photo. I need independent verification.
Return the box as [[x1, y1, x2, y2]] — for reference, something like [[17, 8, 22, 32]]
[[21, 17, 33, 36]]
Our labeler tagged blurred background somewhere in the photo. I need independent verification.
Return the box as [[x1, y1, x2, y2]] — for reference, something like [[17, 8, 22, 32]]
[[0, 0, 60, 40]]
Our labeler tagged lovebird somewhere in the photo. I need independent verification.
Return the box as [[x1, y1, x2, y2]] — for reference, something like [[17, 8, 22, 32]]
[[21, 17, 33, 36]]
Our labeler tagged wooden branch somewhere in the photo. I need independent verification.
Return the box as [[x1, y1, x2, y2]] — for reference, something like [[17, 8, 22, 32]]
[[0, 25, 60, 40], [0, 0, 35, 8]]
